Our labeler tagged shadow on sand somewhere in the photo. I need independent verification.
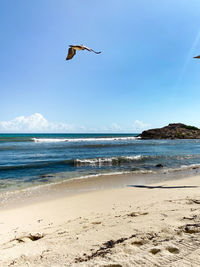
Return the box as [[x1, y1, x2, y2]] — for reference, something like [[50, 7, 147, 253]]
[[127, 185, 198, 189]]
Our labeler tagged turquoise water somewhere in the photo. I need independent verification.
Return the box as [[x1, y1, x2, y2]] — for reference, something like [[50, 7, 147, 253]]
[[1, 133, 200, 191]]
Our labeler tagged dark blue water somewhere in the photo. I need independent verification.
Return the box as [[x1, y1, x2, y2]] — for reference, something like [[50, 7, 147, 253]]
[[1, 133, 200, 191]]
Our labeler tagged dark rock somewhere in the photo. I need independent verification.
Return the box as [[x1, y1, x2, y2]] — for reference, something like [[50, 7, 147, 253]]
[[155, 164, 163, 168], [40, 174, 53, 178], [138, 123, 200, 140]]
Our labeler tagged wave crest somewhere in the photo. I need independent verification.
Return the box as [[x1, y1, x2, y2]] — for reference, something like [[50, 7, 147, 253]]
[[74, 155, 143, 166], [31, 136, 137, 143]]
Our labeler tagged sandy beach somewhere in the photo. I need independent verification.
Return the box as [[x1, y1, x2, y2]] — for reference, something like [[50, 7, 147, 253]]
[[2, 0, 200, 266], [0, 173, 200, 266]]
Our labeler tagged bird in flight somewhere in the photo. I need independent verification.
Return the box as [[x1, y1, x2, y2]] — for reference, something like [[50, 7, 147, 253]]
[[193, 55, 200, 59], [66, 45, 101, 60]]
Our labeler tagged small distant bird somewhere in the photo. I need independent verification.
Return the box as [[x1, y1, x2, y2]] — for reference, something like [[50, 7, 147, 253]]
[[193, 55, 200, 59], [66, 45, 101, 60]]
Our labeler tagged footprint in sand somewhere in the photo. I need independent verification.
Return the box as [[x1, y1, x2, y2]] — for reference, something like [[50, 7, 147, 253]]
[[149, 248, 161, 255], [166, 246, 179, 254]]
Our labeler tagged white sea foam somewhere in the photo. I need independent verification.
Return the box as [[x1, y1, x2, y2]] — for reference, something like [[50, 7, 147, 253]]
[[32, 138, 67, 143], [31, 136, 138, 143], [74, 155, 143, 165], [165, 164, 200, 173]]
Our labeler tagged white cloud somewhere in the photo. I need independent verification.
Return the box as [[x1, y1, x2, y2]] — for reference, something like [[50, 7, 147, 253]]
[[0, 114, 151, 133], [132, 120, 150, 131], [0, 113, 73, 132]]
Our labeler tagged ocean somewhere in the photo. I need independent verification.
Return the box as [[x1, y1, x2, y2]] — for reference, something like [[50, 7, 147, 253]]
[[1, 133, 200, 192]]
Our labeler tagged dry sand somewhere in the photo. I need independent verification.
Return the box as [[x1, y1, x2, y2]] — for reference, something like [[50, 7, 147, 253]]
[[1, 174, 200, 266]]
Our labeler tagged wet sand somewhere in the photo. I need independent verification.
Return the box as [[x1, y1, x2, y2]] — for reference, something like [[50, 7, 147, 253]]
[[1, 167, 199, 210]]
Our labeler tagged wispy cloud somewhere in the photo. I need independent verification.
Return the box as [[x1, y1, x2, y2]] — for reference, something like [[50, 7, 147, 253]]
[[0, 113, 73, 132], [132, 120, 150, 131]]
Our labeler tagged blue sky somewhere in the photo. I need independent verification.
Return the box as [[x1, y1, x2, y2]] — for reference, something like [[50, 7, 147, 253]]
[[1, 0, 200, 132]]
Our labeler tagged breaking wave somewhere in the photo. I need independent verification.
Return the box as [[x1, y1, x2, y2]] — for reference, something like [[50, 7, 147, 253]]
[[74, 155, 143, 166], [0, 155, 144, 171], [31, 136, 138, 143]]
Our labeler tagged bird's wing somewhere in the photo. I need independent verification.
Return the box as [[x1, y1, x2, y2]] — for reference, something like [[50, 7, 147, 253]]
[[82, 46, 101, 54], [90, 49, 101, 54], [70, 45, 84, 50], [193, 55, 200, 59], [66, 47, 76, 60], [81, 46, 92, 51]]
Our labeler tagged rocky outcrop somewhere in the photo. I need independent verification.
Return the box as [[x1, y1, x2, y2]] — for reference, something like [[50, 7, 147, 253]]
[[138, 123, 200, 139]]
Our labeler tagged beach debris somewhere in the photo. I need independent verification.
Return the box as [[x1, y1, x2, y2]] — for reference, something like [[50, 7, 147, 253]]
[[28, 233, 44, 241], [66, 45, 101, 60], [58, 231, 67, 235], [74, 234, 136, 263], [74, 231, 159, 263], [15, 238, 25, 243], [91, 221, 102, 225], [181, 223, 200, 234], [11, 233, 44, 243], [188, 199, 200, 205], [127, 211, 148, 217], [102, 265, 123, 267], [132, 239, 148, 246], [182, 215, 197, 221], [8, 260, 17, 266]]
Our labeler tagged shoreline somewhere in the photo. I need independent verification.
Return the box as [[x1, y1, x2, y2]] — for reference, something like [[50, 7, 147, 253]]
[[1, 166, 200, 210], [1, 173, 200, 265]]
